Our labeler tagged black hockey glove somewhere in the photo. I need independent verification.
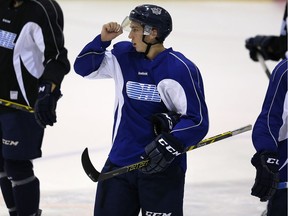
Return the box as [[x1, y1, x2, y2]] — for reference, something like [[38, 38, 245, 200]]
[[141, 132, 184, 174], [245, 35, 287, 62], [151, 111, 181, 135], [251, 151, 279, 202], [34, 82, 62, 128]]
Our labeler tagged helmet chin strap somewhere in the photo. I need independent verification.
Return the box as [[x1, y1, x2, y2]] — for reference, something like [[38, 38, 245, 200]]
[[142, 35, 161, 56]]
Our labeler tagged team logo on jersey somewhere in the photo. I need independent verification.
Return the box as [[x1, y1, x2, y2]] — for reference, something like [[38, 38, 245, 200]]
[[126, 81, 161, 102], [0, 29, 16, 49]]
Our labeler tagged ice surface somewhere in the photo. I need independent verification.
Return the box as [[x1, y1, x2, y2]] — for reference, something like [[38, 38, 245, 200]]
[[0, 0, 286, 215]]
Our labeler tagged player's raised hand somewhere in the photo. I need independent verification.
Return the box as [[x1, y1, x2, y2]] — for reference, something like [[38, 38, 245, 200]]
[[101, 22, 123, 41]]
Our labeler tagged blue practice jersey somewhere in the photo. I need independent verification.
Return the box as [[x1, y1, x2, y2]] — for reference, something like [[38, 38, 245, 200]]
[[74, 35, 209, 170], [252, 58, 288, 183]]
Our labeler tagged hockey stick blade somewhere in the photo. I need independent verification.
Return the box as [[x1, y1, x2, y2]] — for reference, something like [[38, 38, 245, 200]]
[[81, 147, 149, 182], [81, 148, 100, 182], [81, 124, 252, 182], [0, 98, 34, 113]]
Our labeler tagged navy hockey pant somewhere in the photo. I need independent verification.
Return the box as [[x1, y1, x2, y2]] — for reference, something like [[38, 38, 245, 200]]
[[94, 159, 185, 216], [0, 111, 44, 215], [267, 188, 287, 216]]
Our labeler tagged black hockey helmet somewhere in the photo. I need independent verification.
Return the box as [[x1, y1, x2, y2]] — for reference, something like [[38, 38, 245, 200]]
[[129, 4, 172, 42]]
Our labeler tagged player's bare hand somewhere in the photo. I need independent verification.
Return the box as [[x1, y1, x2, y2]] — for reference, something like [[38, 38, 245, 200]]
[[101, 22, 123, 41]]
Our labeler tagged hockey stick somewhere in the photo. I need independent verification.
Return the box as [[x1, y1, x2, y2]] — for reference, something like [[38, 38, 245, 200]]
[[0, 98, 34, 113], [81, 124, 252, 182], [257, 53, 271, 79]]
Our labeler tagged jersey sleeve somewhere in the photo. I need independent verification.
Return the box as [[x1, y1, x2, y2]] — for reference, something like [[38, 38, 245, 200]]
[[37, 0, 70, 87], [157, 55, 209, 148], [73, 35, 112, 77], [252, 59, 288, 152]]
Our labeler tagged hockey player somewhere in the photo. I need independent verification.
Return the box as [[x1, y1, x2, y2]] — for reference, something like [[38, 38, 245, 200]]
[[74, 4, 209, 216], [245, 3, 287, 216], [0, 0, 70, 215]]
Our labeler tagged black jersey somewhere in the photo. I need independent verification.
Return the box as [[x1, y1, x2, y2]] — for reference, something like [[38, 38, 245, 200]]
[[0, 0, 70, 112]]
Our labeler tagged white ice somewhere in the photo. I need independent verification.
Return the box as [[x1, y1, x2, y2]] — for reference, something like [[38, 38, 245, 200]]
[[0, 0, 286, 215]]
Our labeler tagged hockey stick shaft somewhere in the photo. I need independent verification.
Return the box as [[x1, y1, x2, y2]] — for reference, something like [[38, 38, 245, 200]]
[[0, 98, 34, 113], [81, 124, 252, 182], [257, 53, 271, 79]]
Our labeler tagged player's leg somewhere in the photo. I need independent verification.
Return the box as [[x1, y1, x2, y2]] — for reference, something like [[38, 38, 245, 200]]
[[0, 128, 17, 216], [139, 163, 185, 216], [267, 188, 287, 216], [267, 142, 288, 216], [5, 159, 40, 215], [94, 159, 140, 216], [1, 111, 44, 216]]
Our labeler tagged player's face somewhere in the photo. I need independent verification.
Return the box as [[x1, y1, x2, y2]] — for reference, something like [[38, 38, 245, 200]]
[[128, 22, 148, 53]]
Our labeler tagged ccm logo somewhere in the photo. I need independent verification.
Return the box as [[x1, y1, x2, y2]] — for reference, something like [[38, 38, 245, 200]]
[[2, 139, 19, 146], [38, 86, 46, 93], [158, 138, 181, 156], [146, 211, 172, 216], [267, 158, 279, 165], [162, 113, 173, 130]]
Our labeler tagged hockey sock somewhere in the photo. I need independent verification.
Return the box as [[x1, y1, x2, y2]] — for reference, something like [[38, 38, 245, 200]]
[[5, 159, 40, 216], [0, 172, 17, 216], [12, 177, 40, 216]]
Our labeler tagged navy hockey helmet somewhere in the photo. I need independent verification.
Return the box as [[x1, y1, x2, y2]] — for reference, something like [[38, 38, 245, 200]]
[[129, 4, 172, 42]]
